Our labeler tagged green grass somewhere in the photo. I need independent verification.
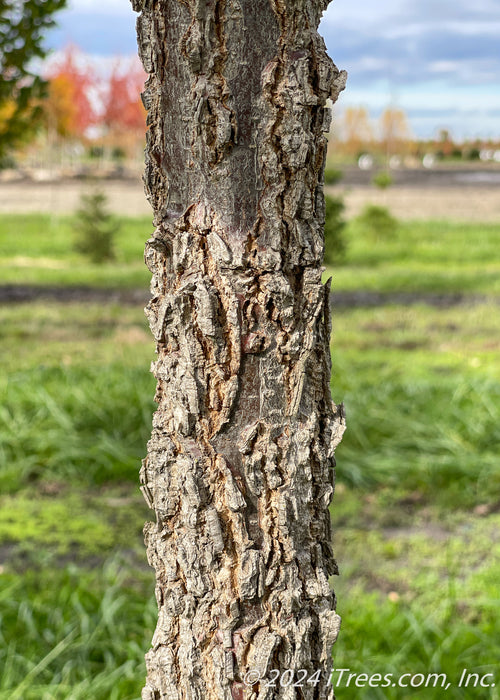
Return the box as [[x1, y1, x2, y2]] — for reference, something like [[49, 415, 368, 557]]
[[331, 490, 500, 698], [0, 363, 155, 493], [2, 301, 497, 503], [328, 219, 500, 294], [0, 303, 155, 493], [325, 299, 500, 697], [0, 302, 152, 372], [0, 214, 151, 287], [331, 304, 500, 507], [0, 487, 149, 556], [1, 210, 500, 697], [1, 213, 500, 294], [0, 557, 156, 700], [1, 300, 498, 697]]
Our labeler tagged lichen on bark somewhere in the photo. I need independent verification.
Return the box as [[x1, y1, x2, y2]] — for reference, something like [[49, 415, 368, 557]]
[[132, 0, 346, 697]]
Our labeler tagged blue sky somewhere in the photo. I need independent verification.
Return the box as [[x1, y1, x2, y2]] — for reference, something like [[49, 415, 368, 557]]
[[47, 0, 500, 140]]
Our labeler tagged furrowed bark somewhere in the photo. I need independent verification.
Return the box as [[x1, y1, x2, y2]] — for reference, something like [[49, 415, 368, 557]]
[[132, 1, 347, 698]]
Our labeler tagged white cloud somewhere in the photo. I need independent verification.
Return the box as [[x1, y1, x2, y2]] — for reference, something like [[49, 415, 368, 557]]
[[428, 61, 461, 74]]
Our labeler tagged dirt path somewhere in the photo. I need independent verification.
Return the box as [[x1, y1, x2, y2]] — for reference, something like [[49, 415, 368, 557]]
[[327, 185, 500, 222], [0, 178, 151, 217], [0, 177, 499, 222]]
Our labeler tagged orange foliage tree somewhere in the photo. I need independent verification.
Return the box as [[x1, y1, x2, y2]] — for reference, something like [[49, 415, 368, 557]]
[[102, 60, 146, 134], [44, 45, 96, 139]]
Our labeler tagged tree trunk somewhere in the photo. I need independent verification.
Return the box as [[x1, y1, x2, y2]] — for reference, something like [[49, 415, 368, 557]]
[[132, 1, 346, 697]]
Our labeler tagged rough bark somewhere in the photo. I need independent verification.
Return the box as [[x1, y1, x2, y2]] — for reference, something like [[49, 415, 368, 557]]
[[132, 1, 347, 698]]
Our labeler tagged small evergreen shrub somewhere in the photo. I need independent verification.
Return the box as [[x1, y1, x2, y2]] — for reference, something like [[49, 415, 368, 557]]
[[73, 191, 119, 263], [356, 204, 398, 240], [111, 146, 126, 161], [324, 167, 343, 185], [324, 194, 347, 265], [88, 145, 104, 159], [372, 170, 393, 190]]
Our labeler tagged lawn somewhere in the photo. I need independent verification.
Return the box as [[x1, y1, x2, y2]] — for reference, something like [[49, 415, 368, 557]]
[[330, 218, 500, 294], [0, 214, 152, 288], [1, 210, 499, 698], [1, 212, 500, 295]]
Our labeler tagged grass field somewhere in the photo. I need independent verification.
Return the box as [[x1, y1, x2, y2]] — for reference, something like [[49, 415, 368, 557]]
[[0, 214, 152, 288], [1, 210, 499, 698], [1, 212, 500, 294]]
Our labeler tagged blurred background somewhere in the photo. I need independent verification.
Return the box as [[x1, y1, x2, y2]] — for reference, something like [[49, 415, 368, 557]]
[[0, 1, 499, 698]]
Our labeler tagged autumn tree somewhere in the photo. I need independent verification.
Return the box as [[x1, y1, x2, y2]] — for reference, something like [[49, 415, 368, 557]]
[[436, 128, 456, 158], [0, 0, 67, 160], [101, 58, 146, 158], [340, 106, 373, 156], [103, 59, 146, 134], [133, 0, 346, 698], [44, 44, 96, 140], [379, 107, 412, 158]]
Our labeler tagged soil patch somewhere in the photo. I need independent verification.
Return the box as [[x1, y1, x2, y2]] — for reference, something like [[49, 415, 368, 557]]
[[0, 284, 148, 305], [1, 174, 499, 221], [0, 284, 497, 309]]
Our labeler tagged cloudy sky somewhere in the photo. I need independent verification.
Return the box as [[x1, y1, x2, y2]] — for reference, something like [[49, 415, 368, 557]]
[[47, 0, 500, 140]]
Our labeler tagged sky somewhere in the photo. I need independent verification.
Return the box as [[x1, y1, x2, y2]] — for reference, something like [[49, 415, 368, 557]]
[[47, 0, 500, 140]]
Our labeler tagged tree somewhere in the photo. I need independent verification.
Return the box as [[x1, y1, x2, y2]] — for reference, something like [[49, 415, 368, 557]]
[[340, 106, 373, 156], [73, 190, 119, 263], [44, 44, 96, 139], [132, 1, 346, 697], [101, 57, 146, 159], [0, 0, 67, 159], [102, 59, 146, 134], [379, 107, 411, 159]]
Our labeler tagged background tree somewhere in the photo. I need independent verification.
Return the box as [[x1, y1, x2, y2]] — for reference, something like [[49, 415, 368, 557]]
[[44, 44, 96, 140], [101, 58, 146, 159], [0, 0, 67, 160], [73, 189, 119, 263], [379, 107, 412, 159], [102, 59, 146, 135], [133, 0, 346, 697], [340, 106, 373, 156]]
